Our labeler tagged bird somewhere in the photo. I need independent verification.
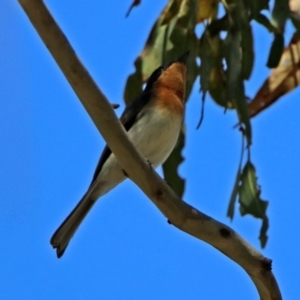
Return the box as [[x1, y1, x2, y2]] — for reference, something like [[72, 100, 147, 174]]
[[50, 51, 189, 258]]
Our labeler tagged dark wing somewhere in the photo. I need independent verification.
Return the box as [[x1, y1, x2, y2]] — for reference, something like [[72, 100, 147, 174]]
[[90, 145, 112, 184], [90, 90, 154, 184], [90, 65, 164, 184]]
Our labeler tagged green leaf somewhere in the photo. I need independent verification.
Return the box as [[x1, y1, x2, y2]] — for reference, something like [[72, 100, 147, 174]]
[[225, 29, 252, 145], [124, 0, 199, 104], [123, 0, 180, 104], [227, 167, 242, 220], [238, 161, 269, 247], [271, 0, 289, 31], [267, 33, 284, 68], [168, 29, 199, 98], [199, 31, 211, 97], [227, 134, 245, 219], [123, 58, 143, 105], [199, 31, 229, 108], [166, 0, 199, 98], [241, 25, 254, 80], [225, 0, 249, 26], [242, 0, 269, 18], [206, 15, 229, 36], [254, 13, 278, 33], [162, 126, 186, 197]]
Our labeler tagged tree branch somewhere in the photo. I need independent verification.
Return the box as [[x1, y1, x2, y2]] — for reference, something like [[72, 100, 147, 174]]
[[18, 1, 282, 299]]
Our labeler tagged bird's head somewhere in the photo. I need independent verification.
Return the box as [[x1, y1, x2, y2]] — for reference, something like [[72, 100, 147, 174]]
[[144, 51, 189, 101]]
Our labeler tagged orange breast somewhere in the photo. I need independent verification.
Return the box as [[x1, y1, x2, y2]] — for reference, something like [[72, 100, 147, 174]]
[[153, 87, 184, 116], [150, 61, 187, 116]]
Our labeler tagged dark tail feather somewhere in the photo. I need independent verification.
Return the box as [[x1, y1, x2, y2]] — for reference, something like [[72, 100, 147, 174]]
[[50, 192, 96, 258]]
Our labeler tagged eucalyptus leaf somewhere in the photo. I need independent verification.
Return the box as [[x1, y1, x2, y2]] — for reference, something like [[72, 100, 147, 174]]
[[271, 0, 289, 31], [225, 29, 252, 145], [242, 0, 269, 18], [241, 25, 254, 80], [238, 161, 269, 247], [267, 33, 284, 68]]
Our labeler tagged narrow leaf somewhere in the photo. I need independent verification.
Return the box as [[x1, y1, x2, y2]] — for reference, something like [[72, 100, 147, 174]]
[[227, 168, 242, 220], [241, 25, 254, 80], [200, 31, 229, 108], [123, 0, 180, 104], [197, 0, 218, 23], [225, 29, 252, 145], [238, 161, 269, 247], [227, 134, 245, 219], [254, 13, 278, 33], [271, 0, 289, 31], [267, 33, 284, 68], [242, 0, 269, 18]]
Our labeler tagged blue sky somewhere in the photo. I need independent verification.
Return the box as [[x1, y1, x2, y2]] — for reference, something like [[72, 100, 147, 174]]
[[1, 1, 300, 299]]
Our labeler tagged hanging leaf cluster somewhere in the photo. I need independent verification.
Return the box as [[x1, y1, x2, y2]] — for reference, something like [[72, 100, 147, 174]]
[[125, 0, 300, 248]]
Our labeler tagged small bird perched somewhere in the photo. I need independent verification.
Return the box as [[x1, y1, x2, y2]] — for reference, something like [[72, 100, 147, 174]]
[[51, 51, 189, 258]]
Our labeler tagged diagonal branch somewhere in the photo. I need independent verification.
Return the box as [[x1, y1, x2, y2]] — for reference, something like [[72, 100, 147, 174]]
[[18, 1, 282, 299]]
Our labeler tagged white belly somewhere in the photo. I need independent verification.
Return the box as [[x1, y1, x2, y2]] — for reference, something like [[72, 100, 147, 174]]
[[128, 106, 182, 167], [93, 106, 182, 198]]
